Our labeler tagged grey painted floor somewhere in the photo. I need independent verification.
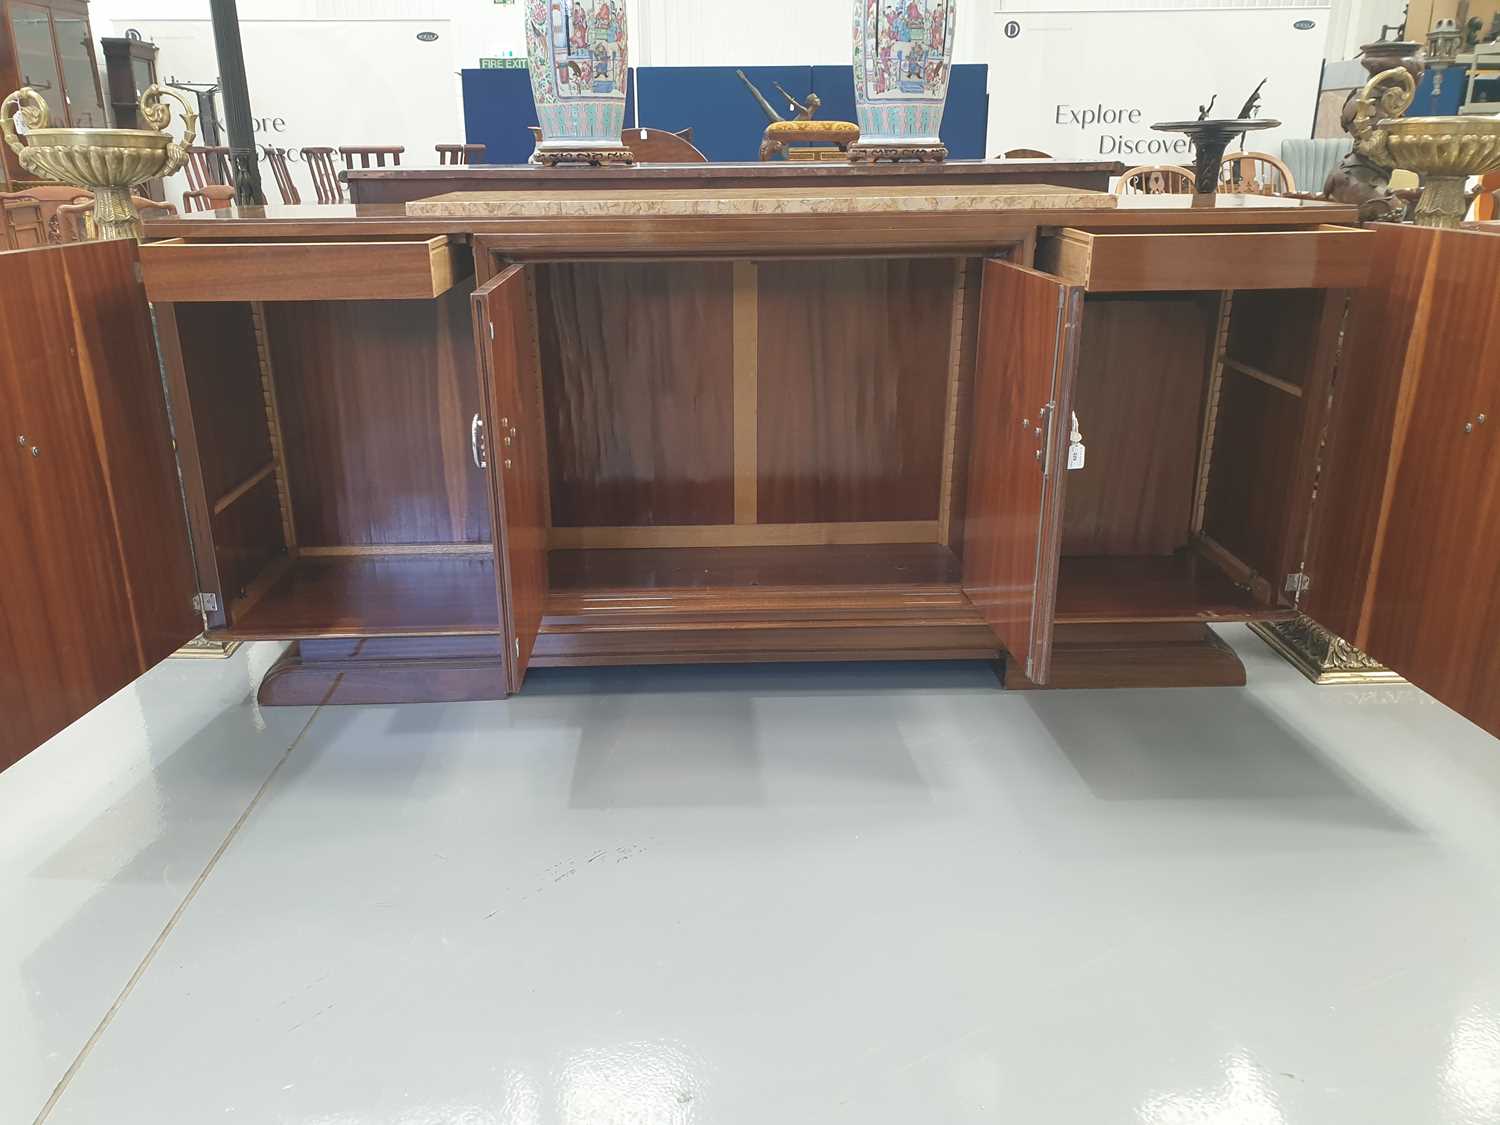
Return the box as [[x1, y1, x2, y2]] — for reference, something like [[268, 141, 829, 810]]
[[5, 626, 1500, 1125]]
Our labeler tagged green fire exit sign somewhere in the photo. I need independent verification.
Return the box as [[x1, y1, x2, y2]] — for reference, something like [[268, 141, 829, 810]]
[[480, 57, 527, 69]]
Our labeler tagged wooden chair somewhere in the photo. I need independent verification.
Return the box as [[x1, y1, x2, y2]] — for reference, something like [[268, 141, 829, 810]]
[[436, 143, 486, 165], [1, 186, 92, 243], [339, 145, 404, 169], [1003, 147, 1053, 158], [185, 145, 232, 191], [1, 193, 47, 249], [56, 195, 178, 241], [1115, 165, 1195, 195], [1219, 151, 1296, 196], [302, 147, 344, 204], [1475, 171, 1500, 222], [621, 127, 707, 163], [182, 184, 237, 213], [264, 146, 301, 205]]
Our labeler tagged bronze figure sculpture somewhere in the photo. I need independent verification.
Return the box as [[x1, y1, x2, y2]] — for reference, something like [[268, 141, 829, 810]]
[[736, 69, 859, 161]]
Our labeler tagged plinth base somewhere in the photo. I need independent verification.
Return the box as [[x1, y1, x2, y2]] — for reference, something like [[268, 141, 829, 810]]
[[535, 147, 636, 167], [1003, 623, 1247, 690], [1248, 616, 1404, 685], [257, 637, 509, 706], [847, 142, 948, 163]]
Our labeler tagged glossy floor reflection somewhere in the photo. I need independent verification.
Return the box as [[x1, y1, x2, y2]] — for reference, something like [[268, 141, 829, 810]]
[[8, 627, 1500, 1125]]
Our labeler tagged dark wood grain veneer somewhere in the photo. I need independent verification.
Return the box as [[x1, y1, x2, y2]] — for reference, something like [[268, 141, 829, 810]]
[[757, 258, 953, 524], [268, 288, 492, 548], [535, 261, 735, 528], [961, 259, 1081, 684], [476, 264, 550, 690], [1061, 294, 1218, 556], [0, 241, 199, 769], [1003, 622, 1246, 689], [1306, 225, 1500, 738], [225, 554, 501, 639]]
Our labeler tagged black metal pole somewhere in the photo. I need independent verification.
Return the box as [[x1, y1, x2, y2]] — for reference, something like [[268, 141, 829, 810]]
[[207, 0, 264, 204]]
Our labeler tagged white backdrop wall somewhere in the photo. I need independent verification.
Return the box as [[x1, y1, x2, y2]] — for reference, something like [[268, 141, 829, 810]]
[[94, 0, 1338, 187], [982, 6, 1330, 160], [90, 0, 526, 203]]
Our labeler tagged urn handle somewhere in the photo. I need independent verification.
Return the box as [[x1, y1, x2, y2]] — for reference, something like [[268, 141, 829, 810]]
[[1, 87, 51, 167], [138, 84, 200, 178], [1350, 66, 1415, 169]]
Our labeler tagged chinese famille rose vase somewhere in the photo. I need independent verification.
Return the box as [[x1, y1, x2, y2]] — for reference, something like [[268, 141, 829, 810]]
[[851, 0, 956, 160], [525, 0, 633, 164]]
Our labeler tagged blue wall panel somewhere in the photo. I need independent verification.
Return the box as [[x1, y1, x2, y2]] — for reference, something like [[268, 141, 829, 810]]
[[635, 67, 814, 162], [461, 64, 988, 164]]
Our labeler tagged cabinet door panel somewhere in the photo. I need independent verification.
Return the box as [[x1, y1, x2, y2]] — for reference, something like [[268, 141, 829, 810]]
[[962, 259, 1082, 684], [1306, 225, 1500, 738], [473, 264, 548, 692], [0, 241, 199, 770]]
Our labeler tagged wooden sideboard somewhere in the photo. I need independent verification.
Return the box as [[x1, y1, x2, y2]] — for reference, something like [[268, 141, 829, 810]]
[[4, 188, 1498, 773]]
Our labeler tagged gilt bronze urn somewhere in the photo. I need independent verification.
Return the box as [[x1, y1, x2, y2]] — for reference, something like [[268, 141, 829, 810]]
[[2, 84, 196, 241], [1351, 67, 1500, 228]]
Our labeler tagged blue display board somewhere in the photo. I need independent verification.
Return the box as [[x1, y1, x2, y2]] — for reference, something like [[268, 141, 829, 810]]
[[461, 64, 988, 164], [636, 66, 817, 162]]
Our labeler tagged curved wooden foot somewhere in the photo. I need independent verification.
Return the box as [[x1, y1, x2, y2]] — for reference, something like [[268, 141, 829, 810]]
[[258, 637, 511, 706]]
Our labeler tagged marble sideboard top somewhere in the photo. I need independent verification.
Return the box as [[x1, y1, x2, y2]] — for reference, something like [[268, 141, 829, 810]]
[[405, 182, 1118, 218]]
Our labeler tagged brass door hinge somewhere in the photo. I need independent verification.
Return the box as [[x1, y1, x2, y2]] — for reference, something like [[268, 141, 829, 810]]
[[1285, 572, 1311, 595]]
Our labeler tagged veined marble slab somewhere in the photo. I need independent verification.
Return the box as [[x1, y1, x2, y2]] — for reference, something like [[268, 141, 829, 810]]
[[405, 183, 1118, 218]]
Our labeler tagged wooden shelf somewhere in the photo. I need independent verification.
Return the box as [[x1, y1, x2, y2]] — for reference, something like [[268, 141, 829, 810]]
[[1055, 552, 1289, 624], [226, 553, 499, 639]]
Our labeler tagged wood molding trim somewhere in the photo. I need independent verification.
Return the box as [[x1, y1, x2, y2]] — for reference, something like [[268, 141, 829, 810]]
[[1191, 290, 1233, 535], [548, 521, 940, 549], [251, 300, 299, 549], [937, 257, 968, 546], [733, 259, 758, 526], [298, 543, 494, 557]]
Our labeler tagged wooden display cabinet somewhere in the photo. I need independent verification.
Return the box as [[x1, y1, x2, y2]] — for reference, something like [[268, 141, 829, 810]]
[[0, 0, 108, 186], [100, 34, 163, 202], [3, 193, 1498, 774]]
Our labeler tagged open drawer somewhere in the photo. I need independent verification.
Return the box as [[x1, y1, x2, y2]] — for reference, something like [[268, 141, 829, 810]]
[[139, 235, 464, 302], [1036, 224, 1372, 292]]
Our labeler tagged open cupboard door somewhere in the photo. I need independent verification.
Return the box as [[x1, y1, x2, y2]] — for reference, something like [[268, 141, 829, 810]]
[[0, 241, 200, 770], [1302, 224, 1500, 739], [962, 259, 1083, 686], [472, 264, 548, 693]]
